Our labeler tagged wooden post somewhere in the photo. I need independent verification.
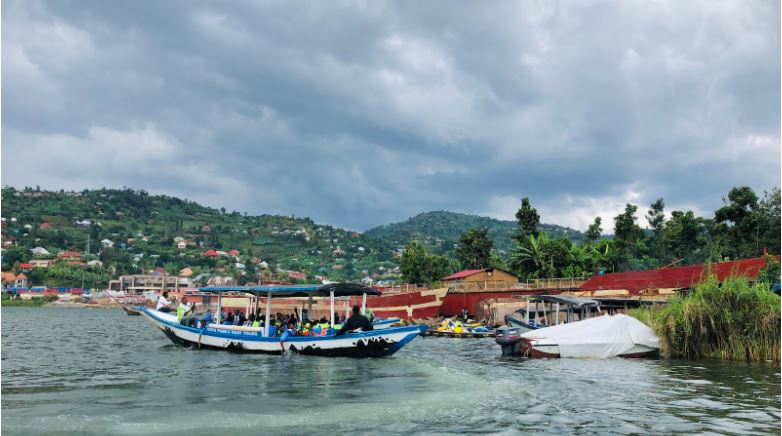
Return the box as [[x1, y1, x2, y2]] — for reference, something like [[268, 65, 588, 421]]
[[329, 290, 335, 328], [555, 302, 560, 325], [264, 292, 272, 337], [216, 293, 222, 324], [361, 293, 367, 315]]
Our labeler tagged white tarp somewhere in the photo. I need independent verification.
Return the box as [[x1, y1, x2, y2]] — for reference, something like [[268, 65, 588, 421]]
[[520, 314, 659, 358]]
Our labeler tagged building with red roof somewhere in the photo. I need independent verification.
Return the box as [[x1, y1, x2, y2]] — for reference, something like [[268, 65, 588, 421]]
[[228, 249, 239, 256], [58, 251, 82, 259], [201, 249, 219, 257], [579, 256, 779, 296], [40, 222, 51, 229], [19, 263, 32, 270]]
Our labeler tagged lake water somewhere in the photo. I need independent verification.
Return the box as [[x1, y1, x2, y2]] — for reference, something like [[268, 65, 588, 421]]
[[1, 307, 780, 435]]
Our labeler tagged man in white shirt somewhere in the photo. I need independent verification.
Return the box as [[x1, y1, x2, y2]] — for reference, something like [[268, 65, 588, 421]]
[[156, 291, 174, 312]]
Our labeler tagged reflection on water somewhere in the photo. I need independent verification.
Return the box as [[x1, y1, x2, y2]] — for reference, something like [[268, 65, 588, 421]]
[[2, 307, 780, 435]]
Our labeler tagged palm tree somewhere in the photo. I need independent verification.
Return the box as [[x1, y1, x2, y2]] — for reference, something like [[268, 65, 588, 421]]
[[510, 233, 549, 278]]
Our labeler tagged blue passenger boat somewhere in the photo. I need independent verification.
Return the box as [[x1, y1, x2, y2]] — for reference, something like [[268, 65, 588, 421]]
[[139, 283, 427, 357]]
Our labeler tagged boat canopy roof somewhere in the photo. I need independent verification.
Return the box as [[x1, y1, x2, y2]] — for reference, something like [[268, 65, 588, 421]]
[[516, 294, 600, 308], [198, 282, 381, 298]]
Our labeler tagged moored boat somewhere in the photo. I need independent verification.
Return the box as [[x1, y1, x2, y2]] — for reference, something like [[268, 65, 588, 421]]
[[504, 295, 602, 333], [496, 314, 659, 358], [139, 283, 427, 357]]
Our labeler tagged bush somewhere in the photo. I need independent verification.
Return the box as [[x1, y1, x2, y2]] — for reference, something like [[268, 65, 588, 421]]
[[631, 275, 780, 362]]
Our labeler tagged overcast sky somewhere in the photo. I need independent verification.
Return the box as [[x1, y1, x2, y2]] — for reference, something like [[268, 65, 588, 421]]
[[2, 1, 780, 231]]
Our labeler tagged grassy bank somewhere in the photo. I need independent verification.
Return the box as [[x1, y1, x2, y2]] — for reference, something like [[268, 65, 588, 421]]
[[0, 298, 50, 307], [630, 275, 780, 363]]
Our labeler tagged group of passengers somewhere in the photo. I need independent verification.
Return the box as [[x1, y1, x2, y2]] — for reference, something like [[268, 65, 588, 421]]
[[157, 292, 374, 349]]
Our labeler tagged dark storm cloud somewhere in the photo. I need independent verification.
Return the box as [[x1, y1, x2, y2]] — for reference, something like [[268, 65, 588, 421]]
[[2, 0, 779, 231]]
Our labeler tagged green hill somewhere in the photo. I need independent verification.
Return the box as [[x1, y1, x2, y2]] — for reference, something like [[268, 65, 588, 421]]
[[365, 211, 584, 255], [0, 188, 585, 288], [0, 187, 400, 286]]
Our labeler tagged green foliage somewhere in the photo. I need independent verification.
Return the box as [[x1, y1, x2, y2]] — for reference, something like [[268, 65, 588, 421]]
[[514, 197, 541, 242], [400, 241, 451, 284], [456, 227, 494, 269], [365, 211, 583, 257], [584, 217, 602, 244], [630, 275, 780, 362]]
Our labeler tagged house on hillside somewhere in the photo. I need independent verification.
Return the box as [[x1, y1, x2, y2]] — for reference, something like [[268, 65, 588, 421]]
[[179, 267, 193, 277], [287, 271, 307, 281], [100, 239, 114, 248], [201, 249, 219, 257], [40, 222, 51, 229], [14, 274, 28, 288], [177, 240, 187, 251], [19, 263, 32, 270], [58, 251, 81, 259], [31, 247, 50, 256], [30, 259, 54, 268]]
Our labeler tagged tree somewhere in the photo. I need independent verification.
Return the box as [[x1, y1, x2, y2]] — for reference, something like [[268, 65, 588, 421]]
[[714, 186, 760, 258], [456, 227, 494, 269], [664, 210, 706, 263], [613, 204, 644, 270], [514, 197, 540, 242], [646, 198, 666, 260], [756, 188, 781, 255], [510, 233, 548, 278], [400, 241, 450, 284], [584, 217, 602, 244]]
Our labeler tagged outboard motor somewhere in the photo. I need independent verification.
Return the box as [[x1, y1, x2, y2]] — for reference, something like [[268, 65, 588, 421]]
[[495, 326, 522, 356]]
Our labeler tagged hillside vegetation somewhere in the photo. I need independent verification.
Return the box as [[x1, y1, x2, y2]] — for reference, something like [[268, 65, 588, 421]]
[[1, 187, 400, 287], [365, 211, 584, 255]]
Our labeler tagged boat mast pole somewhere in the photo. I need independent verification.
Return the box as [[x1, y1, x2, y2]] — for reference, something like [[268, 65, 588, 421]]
[[217, 293, 222, 323], [329, 290, 335, 328], [525, 298, 529, 325], [264, 291, 272, 337]]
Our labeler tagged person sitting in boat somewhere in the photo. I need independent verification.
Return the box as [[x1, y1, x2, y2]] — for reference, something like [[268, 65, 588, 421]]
[[156, 291, 174, 313], [202, 309, 213, 325], [365, 307, 375, 322], [177, 297, 197, 326], [233, 310, 245, 326], [336, 305, 374, 336], [244, 314, 256, 327], [251, 316, 261, 328]]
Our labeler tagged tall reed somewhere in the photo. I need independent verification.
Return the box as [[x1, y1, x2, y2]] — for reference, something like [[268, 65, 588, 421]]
[[630, 275, 780, 362]]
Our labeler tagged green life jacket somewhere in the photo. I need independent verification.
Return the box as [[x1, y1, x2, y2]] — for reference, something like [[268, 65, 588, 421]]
[[251, 320, 260, 328], [177, 305, 186, 322]]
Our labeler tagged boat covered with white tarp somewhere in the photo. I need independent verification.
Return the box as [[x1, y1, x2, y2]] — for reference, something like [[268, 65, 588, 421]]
[[497, 314, 659, 358]]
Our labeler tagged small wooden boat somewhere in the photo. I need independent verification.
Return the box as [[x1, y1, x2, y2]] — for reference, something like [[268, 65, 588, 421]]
[[122, 306, 142, 316], [138, 283, 427, 357], [497, 314, 659, 358]]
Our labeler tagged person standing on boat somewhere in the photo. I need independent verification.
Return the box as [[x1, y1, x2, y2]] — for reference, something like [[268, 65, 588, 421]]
[[336, 305, 373, 336], [156, 291, 174, 313]]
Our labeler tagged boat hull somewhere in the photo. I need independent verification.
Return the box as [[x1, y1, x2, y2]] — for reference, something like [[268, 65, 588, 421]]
[[519, 338, 658, 358], [139, 308, 426, 358]]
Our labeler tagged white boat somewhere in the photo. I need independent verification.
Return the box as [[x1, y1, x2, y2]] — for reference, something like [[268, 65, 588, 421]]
[[498, 314, 659, 358], [139, 283, 426, 358]]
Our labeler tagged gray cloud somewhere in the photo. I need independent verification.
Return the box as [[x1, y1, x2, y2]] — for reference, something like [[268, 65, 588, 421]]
[[2, 0, 779, 231]]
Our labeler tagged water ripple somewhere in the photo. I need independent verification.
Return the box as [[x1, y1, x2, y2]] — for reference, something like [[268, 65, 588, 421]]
[[2, 307, 780, 435]]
